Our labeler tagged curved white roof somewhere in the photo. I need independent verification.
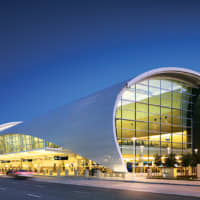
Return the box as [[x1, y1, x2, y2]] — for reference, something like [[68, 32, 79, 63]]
[[128, 67, 200, 88], [0, 121, 23, 132]]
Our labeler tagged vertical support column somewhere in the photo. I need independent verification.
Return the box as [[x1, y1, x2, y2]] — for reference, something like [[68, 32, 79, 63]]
[[160, 80, 162, 155], [192, 88, 200, 154], [134, 84, 137, 172], [181, 89, 184, 155], [171, 82, 173, 153], [147, 80, 150, 165], [190, 90, 194, 153], [120, 96, 123, 153]]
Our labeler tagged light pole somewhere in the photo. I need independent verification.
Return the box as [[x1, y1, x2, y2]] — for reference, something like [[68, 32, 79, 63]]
[[132, 137, 137, 180], [167, 147, 171, 155]]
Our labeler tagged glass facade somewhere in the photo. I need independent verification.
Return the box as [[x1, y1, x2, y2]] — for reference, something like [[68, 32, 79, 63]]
[[115, 78, 194, 168], [0, 134, 110, 176], [0, 134, 59, 154]]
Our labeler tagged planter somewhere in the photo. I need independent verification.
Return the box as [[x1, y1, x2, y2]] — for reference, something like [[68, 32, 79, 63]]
[[162, 168, 177, 178]]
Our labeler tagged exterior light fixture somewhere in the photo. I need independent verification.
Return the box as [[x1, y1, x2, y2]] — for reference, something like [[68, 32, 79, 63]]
[[194, 148, 198, 154], [167, 147, 171, 154]]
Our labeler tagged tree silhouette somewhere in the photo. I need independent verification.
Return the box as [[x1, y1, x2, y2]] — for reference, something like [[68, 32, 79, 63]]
[[181, 153, 192, 167], [154, 154, 162, 167], [165, 153, 177, 168]]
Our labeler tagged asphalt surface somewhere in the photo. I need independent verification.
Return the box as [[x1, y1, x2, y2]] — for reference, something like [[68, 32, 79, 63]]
[[0, 177, 199, 200]]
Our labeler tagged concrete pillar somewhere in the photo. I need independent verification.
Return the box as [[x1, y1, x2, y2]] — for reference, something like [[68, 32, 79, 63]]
[[57, 169, 60, 177], [197, 164, 200, 179], [164, 168, 177, 178], [167, 168, 174, 178], [147, 168, 152, 178], [84, 169, 89, 177], [65, 169, 68, 176]]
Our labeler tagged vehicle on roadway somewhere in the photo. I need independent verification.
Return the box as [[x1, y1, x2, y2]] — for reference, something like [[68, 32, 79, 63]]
[[7, 169, 35, 179]]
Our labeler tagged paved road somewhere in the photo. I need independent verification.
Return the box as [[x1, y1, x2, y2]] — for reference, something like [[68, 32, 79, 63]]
[[33, 176, 200, 198], [0, 177, 199, 200]]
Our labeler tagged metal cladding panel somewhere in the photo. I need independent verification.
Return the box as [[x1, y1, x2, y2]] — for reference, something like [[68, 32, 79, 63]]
[[0, 81, 127, 172]]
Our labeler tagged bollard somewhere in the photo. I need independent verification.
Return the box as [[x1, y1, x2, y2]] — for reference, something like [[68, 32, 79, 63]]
[[74, 169, 78, 176], [49, 170, 53, 176], [57, 169, 60, 177], [65, 169, 68, 176], [43, 170, 45, 176], [96, 170, 101, 177], [84, 169, 89, 177]]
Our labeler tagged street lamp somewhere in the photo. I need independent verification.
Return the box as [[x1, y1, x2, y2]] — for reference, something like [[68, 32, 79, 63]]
[[132, 137, 137, 181], [167, 147, 171, 155], [194, 148, 198, 154]]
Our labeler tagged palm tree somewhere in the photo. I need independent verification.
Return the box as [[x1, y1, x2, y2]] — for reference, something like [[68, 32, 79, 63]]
[[164, 153, 177, 168], [181, 153, 192, 167], [154, 154, 162, 167], [191, 153, 200, 167], [181, 153, 192, 176]]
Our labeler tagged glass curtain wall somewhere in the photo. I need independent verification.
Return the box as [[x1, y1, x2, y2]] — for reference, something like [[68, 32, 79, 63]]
[[115, 78, 194, 168], [0, 134, 59, 154]]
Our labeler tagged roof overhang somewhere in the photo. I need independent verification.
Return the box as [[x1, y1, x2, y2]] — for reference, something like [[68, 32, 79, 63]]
[[127, 67, 200, 88]]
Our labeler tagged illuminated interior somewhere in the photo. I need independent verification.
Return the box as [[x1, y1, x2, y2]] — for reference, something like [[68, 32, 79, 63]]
[[115, 78, 194, 171], [0, 134, 109, 176]]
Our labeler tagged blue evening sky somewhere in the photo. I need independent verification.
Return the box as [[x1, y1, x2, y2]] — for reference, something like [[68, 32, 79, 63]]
[[1, 0, 200, 123]]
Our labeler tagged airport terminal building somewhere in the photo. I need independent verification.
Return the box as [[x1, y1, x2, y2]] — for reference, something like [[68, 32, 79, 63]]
[[0, 67, 200, 175]]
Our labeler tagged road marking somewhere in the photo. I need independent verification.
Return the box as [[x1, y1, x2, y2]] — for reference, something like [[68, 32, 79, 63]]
[[0, 187, 6, 191], [72, 190, 89, 194], [27, 193, 41, 198], [35, 185, 44, 188]]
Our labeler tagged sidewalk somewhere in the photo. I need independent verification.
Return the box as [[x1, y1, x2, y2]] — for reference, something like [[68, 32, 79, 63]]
[[32, 175, 200, 198], [35, 173, 200, 187]]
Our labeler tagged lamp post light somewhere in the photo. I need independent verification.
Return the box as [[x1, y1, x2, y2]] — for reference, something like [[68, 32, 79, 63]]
[[132, 137, 137, 181], [194, 148, 198, 155], [167, 147, 171, 155]]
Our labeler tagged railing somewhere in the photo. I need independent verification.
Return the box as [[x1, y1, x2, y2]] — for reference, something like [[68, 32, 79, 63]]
[[150, 167, 197, 178]]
